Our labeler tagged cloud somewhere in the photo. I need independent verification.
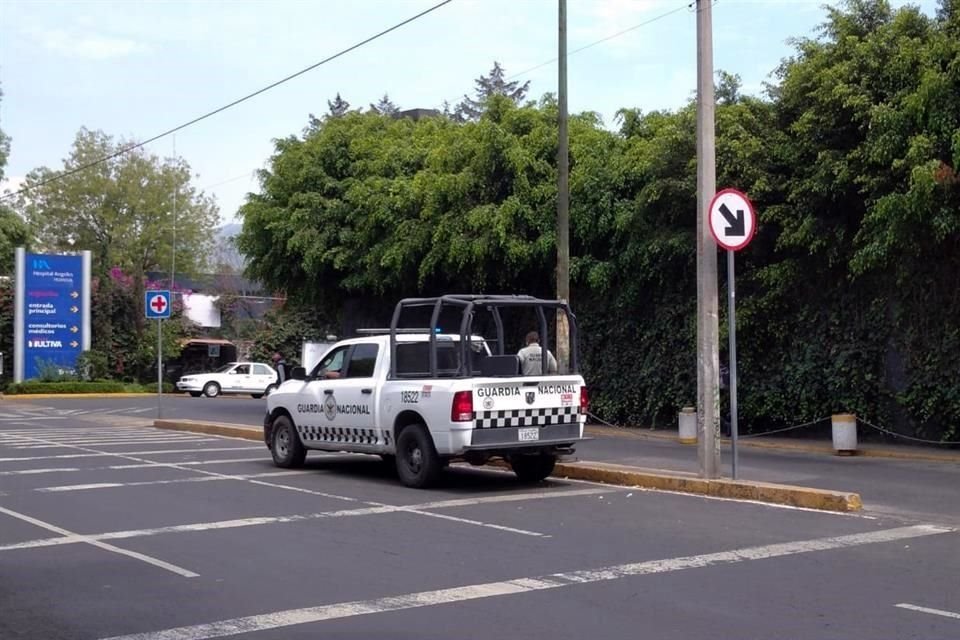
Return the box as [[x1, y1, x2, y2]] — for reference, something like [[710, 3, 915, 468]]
[[29, 27, 149, 60]]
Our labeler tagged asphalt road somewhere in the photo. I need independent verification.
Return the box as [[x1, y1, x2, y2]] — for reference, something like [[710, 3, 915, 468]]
[[0, 398, 958, 639], [11, 394, 960, 524]]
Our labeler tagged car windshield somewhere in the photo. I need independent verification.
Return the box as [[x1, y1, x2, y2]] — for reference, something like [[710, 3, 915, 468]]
[[214, 364, 236, 373]]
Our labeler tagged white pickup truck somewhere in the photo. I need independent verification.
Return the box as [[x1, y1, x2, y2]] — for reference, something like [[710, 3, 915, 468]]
[[263, 295, 589, 487]]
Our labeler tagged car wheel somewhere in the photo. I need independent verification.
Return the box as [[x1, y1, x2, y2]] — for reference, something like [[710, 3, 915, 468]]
[[203, 382, 221, 398], [395, 424, 442, 488], [270, 415, 306, 468], [510, 454, 557, 483], [189, 391, 202, 398], [264, 384, 278, 397], [251, 393, 263, 399]]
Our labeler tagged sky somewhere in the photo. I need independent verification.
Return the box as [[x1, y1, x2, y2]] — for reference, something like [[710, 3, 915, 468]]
[[0, 0, 941, 227]]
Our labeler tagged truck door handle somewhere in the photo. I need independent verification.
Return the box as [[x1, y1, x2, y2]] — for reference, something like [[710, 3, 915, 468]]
[[323, 389, 334, 395], [361, 388, 373, 394]]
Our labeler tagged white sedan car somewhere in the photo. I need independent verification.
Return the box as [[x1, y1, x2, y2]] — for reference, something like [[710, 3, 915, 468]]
[[176, 362, 279, 399]]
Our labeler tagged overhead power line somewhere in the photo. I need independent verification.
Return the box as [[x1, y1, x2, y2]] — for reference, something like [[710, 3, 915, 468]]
[[506, 2, 693, 81], [443, 1, 692, 109], [1, 0, 454, 203]]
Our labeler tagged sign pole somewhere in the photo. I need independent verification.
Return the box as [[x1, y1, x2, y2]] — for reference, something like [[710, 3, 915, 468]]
[[727, 249, 739, 479], [146, 290, 171, 417], [157, 318, 163, 419], [708, 188, 756, 480]]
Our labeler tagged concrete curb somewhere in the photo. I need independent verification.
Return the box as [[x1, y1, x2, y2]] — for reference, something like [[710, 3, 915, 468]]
[[155, 420, 263, 442], [153, 419, 862, 513], [552, 461, 862, 512], [586, 425, 960, 464], [3, 393, 162, 400]]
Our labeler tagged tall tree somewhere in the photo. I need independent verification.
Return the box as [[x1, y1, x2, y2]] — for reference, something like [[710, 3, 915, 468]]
[[14, 128, 219, 341], [327, 93, 351, 118], [369, 93, 400, 116], [0, 84, 30, 274], [455, 62, 531, 121]]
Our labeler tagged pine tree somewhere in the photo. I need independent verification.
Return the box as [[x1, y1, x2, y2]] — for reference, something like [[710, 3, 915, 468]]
[[455, 62, 530, 121], [327, 93, 351, 117], [369, 93, 400, 116]]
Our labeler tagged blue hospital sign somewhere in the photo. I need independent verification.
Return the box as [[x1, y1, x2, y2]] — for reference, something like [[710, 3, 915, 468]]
[[16, 250, 91, 381]]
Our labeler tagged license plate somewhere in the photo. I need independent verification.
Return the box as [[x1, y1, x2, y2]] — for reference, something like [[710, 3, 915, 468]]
[[518, 428, 539, 442]]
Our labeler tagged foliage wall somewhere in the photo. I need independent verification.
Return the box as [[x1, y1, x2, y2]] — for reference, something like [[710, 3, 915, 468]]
[[234, 1, 960, 440]]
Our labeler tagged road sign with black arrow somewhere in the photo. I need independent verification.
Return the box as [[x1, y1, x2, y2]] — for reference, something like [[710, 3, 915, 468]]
[[709, 188, 755, 251], [707, 187, 758, 482]]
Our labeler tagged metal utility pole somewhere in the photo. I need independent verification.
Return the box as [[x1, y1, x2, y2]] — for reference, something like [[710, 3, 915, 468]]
[[696, 0, 721, 478], [556, 0, 571, 372], [171, 134, 177, 291]]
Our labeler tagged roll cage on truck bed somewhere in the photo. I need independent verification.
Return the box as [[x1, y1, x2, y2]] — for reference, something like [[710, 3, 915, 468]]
[[264, 294, 589, 488]]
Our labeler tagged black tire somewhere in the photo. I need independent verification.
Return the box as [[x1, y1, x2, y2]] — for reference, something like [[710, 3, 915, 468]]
[[395, 424, 442, 488], [270, 415, 306, 468], [264, 384, 278, 397], [203, 382, 221, 398], [189, 391, 202, 398], [251, 393, 263, 399], [510, 454, 557, 483]]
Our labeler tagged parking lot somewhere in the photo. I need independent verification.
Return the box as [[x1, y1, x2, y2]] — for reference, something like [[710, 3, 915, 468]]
[[1, 402, 958, 639]]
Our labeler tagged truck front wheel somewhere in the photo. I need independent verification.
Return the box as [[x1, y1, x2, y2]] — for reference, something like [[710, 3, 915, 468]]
[[510, 454, 556, 483], [271, 415, 306, 468], [396, 424, 442, 488]]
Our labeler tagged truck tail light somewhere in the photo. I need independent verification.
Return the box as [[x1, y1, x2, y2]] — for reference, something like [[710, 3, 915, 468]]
[[451, 391, 474, 422], [580, 386, 589, 414]]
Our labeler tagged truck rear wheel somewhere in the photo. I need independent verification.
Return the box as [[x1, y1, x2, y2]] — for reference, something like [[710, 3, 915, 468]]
[[396, 424, 442, 488], [510, 454, 556, 482], [271, 415, 306, 468]]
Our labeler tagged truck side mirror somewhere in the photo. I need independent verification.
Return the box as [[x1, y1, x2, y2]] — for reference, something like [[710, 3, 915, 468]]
[[291, 366, 306, 381]]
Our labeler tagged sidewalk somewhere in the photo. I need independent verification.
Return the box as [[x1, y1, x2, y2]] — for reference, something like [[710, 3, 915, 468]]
[[584, 424, 960, 464]]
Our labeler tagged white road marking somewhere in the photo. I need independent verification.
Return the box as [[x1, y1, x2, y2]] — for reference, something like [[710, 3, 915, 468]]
[[97, 525, 954, 640], [0, 427, 156, 434], [895, 603, 960, 620], [0, 487, 610, 551], [0, 457, 263, 475], [386, 508, 546, 537], [106, 458, 268, 470], [37, 482, 126, 492], [35, 471, 310, 492], [0, 467, 82, 476], [0, 446, 263, 462], [4, 433, 208, 442], [9, 438, 217, 449], [0, 504, 199, 579], [3, 431, 606, 539]]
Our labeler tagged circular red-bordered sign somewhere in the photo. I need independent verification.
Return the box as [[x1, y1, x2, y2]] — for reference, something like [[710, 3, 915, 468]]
[[708, 188, 756, 251]]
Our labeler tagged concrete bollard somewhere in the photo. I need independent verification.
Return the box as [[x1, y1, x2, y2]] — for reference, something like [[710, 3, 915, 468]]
[[678, 407, 697, 444], [831, 413, 858, 455]]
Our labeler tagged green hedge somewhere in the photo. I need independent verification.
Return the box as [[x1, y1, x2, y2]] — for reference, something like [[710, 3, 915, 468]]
[[5, 381, 176, 395]]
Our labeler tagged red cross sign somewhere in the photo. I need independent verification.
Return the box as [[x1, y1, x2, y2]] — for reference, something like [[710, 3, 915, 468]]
[[145, 291, 171, 319]]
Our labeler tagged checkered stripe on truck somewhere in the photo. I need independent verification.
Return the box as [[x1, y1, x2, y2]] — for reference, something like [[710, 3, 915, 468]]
[[297, 425, 390, 446], [474, 406, 582, 429]]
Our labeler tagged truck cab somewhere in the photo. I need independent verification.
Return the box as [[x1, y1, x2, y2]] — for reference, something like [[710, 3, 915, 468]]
[[264, 295, 588, 488]]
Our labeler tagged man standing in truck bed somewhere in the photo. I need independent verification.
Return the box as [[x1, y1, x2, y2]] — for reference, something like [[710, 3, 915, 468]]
[[518, 331, 558, 375]]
